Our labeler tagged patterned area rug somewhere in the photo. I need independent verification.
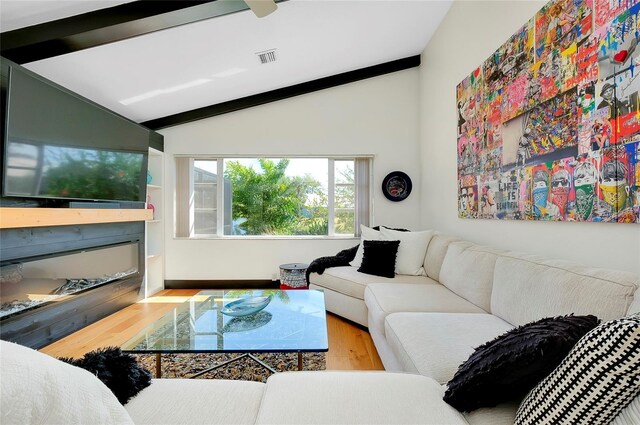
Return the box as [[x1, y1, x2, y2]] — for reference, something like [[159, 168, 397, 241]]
[[134, 352, 325, 382]]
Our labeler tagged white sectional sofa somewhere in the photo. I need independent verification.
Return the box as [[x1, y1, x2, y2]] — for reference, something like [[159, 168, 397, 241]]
[[2, 231, 639, 425], [2, 339, 479, 425], [309, 232, 640, 423]]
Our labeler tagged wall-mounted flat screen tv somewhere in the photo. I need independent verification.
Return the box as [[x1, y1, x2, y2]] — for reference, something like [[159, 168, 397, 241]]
[[3, 66, 149, 203]]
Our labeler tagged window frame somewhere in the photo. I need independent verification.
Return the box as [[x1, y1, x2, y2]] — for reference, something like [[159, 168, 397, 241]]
[[175, 154, 372, 240], [191, 160, 218, 235]]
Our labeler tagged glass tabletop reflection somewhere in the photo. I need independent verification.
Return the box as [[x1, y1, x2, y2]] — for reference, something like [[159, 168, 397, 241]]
[[121, 289, 328, 353]]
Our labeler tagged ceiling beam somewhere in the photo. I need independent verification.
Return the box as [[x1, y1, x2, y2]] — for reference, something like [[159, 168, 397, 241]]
[[142, 55, 421, 130], [1, 0, 282, 64], [2, 1, 419, 130]]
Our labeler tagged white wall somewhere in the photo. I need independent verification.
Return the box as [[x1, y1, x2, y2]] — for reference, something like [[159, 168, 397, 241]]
[[419, 0, 640, 275], [160, 69, 422, 280]]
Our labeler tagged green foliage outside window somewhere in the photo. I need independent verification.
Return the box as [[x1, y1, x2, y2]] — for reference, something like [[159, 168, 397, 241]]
[[334, 163, 355, 235], [224, 159, 329, 235]]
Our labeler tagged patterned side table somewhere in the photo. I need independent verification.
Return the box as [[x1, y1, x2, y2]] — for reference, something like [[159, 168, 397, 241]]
[[279, 263, 309, 289]]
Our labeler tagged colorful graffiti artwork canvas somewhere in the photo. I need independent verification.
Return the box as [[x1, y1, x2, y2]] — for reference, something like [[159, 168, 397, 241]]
[[456, 0, 640, 223]]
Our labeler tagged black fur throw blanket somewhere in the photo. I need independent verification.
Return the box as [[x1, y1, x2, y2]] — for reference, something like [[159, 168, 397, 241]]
[[59, 347, 152, 404], [305, 226, 409, 284], [306, 245, 358, 284]]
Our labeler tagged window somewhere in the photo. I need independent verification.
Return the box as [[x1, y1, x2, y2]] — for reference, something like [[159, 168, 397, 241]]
[[175, 157, 371, 237]]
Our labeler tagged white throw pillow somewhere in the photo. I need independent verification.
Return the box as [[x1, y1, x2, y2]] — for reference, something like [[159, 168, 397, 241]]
[[0, 340, 135, 425], [380, 227, 434, 275], [350, 225, 382, 267]]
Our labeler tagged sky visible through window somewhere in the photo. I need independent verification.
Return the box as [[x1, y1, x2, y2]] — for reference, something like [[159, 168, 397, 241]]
[[196, 158, 329, 191]]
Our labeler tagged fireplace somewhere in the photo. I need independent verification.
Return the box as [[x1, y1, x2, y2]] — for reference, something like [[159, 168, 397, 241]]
[[0, 221, 145, 348], [1, 243, 139, 318]]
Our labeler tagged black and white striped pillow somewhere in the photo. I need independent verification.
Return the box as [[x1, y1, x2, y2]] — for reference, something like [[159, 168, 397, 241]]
[[515, 314, 640, 425]]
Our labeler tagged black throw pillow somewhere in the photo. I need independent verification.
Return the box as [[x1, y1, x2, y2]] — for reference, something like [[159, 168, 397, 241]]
[[59, 347, 152, 404], [443, 314, 600, 412], [357, 239, 400, 278]]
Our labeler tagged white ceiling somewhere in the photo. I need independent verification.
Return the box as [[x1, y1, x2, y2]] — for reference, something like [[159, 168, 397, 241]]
[[0, 0, 134, 31], [1, 0, 452, 124]]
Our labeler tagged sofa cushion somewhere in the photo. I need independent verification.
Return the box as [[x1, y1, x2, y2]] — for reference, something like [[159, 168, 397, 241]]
[[384, 312, 513, 384], [612, 395, 640, 425], [126, 379, 265, 425], [443, 315, 600, 412], [515, 314, 640, 425], [350, 225, 382, 267], [310, 266, 430, 300], [380, 227, 433, 275], [0, 340, 134, 425], [439, 241, 504, 312], [463, 402, 519, 425], [491, 252, 639, 326], [423, 233, 460, 281], [365, 282, 486, 336], [628, 293, 640, 315], [255, 371, 468, 425]]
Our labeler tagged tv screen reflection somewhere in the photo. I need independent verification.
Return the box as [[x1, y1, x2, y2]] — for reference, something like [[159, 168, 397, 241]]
[[4, 141, 145, 202]]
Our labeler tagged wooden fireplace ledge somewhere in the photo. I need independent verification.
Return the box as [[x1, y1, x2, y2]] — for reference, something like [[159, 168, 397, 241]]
[[0, 208, 153, 229]]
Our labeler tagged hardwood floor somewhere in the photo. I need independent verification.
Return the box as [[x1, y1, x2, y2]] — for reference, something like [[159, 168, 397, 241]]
[[40, 289, 385, 371]]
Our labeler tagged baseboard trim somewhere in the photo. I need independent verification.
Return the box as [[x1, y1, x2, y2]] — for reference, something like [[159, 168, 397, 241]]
[[164, 279, 279, 290]]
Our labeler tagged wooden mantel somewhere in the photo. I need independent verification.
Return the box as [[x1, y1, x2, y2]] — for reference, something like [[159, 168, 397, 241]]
[[0, 208, 153, 229]]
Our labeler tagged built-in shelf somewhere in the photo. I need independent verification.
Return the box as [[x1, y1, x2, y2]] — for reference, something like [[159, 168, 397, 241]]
[[145, 147, 164, 298], [0, 208, 152, 229]]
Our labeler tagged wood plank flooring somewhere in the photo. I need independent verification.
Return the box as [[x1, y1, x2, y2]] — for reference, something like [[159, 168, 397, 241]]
[[40, 289, 385, 371]]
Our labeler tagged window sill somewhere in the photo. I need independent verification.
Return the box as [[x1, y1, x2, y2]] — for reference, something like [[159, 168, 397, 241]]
[[173, 235, 359, 241]]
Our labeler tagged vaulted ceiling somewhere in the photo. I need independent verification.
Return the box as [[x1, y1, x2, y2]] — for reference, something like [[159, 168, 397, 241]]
[[1, 0, 452, 126]]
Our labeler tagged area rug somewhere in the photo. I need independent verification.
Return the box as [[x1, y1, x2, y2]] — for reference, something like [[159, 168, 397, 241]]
[[134, 352, 325, 382]]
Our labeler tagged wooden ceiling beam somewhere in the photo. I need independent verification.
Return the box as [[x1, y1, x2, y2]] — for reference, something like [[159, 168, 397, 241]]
[[0, 0, 277, 64]]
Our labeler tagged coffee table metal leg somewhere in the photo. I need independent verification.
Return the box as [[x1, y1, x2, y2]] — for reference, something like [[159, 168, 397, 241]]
[[155, 353, 162, 378], [248, 354, 277, 374], [188, 353, 277, 379], [298, 352, 303, 371]]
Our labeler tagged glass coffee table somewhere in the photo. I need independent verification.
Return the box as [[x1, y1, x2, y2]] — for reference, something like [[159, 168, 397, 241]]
[[121, 289, 328, 378]]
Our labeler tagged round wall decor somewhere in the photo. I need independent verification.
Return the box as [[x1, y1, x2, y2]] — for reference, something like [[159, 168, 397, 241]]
[[382, 171, 412, 202]]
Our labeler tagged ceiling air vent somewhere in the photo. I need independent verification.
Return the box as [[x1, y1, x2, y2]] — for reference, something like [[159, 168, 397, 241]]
[[256, 49, 277, 64]]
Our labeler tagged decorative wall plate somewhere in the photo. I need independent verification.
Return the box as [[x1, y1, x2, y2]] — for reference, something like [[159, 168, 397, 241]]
[[382, 171, 412, 202]]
